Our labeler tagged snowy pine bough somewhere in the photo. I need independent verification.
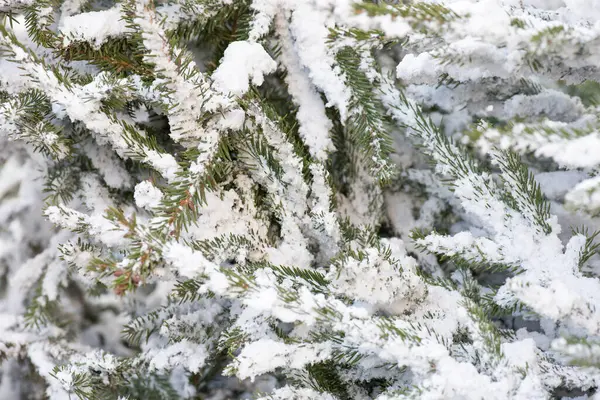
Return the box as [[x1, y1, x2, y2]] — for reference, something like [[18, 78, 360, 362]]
[[1, 0, 600, 398]]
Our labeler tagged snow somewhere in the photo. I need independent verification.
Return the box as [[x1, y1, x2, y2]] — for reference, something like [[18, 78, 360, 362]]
[[146, 339, 209, 373], [286, 1, 352, 120], [163, 242, 222, 282], [564, 0, 600, 22], [212, 41, 276, 96], [275, 13, 333, 161], [504, 90, 585, 122], [328, 238, 424, 307], [233, 338, 331, 380], [397, 53, 440, 84], [535, 170, 588, 200], [146, 151, 180, 181], [41, 260, 67, 302], [258, 386, 337, 400], [248, 0, 278, 41], [60, 5, 129, 48], [134, 181, 163, 210], [0, 0, 34, 12], [502, 338, 538, 369], [565, 175, 600, 214], [83, 142, 133, 189]]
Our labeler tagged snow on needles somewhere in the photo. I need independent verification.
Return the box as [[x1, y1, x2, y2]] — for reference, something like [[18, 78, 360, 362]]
[[4, 0, 600, 399]]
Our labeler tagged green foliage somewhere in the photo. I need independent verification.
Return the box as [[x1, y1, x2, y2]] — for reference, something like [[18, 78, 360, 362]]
[[24, 287, 62, 330], [23, 0, 60, 48], [566, 80, 600, 107], [556, 337, 600, 368], [399, 99, 483, 184], [573, 226, 600, 269], [171, 278, 207, 304], [51, 361, 180, 400], [178, 1, 252, 72], [270, 264, 330, 288], [496, 150, 552, 234], [306, 361, 351, 400], [58, 38, 151, 77], [0, 89, 72, 159], [412, 228, 523, 275], [335, 46, 395, 183], [354, 1, 459, 34], [122, 306, 167, 347], [192, 234, 255, 261]]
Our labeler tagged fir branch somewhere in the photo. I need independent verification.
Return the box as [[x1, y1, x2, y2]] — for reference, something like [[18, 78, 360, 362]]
[[335, 46, 395, 183], [494, 149, 553, 234], [572, 226, 600, 269], [354, 1, 460, 35]]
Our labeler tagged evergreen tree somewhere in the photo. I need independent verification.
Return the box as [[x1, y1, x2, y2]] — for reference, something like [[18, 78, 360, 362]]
[[0, 0, 600, 399]]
